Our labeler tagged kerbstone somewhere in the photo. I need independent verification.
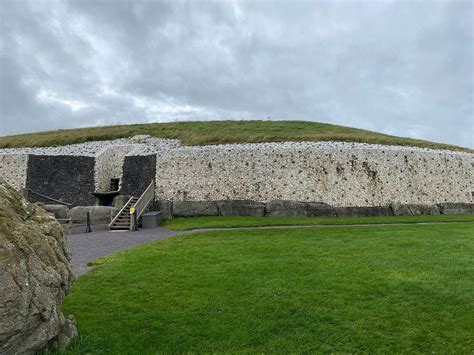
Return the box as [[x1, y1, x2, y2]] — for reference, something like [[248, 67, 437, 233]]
[[391, 203, 440, 216], [217, 200, 265, 216], [266, 200, 335, 217], [334, 206, 393, 217], [68, 206, 119, 224], [439, 203, 474, 215], [172, 201, 218, 217]]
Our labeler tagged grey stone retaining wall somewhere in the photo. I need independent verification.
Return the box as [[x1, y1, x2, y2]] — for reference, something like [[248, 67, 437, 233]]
[[26, 155, 96, 206], [121, 154, 157, 197]]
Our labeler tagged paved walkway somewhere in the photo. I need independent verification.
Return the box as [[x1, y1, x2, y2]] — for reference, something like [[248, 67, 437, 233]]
[[67, 221, 472, 276], [67, 226, 180, 275]]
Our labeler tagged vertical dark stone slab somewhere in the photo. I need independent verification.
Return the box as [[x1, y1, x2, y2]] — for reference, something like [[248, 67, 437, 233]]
[[121, 155, 156, 197], [25, 155, 96, 206]]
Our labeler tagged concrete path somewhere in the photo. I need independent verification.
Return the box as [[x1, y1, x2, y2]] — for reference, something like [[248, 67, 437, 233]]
[[67, 221, 472, 276]]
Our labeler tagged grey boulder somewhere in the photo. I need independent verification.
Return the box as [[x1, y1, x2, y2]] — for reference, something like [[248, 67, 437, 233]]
[[391, 203, 440, 216], [0, 178, 77, 354]]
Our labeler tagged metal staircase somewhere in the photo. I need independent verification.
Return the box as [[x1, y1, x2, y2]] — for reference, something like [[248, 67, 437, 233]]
[[109, 181, 155, 231]]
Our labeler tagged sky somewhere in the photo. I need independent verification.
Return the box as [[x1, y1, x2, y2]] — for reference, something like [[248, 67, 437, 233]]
[[0, 0, 472, 147]]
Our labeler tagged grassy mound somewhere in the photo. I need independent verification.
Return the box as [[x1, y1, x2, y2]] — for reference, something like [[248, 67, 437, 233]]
[[1, 120, 470, 151], [61, 223, 474, 353]]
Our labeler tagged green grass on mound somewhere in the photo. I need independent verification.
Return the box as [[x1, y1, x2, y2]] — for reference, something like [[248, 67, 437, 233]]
[[60, 223, 474, 353], [1, 120, 470, 151], [163, 214, 474, 230]]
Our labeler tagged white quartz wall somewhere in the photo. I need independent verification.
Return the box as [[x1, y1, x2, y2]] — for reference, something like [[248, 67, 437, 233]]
[[155, 142, 474, 206], [0, 154, 29, 191], [94, 145, 135, 192]]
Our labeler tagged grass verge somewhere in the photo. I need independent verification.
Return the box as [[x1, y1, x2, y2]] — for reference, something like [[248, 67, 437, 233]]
[[60, 223, 474, 353], [163, 214, 474, 230], [1, 120, 470, 151]]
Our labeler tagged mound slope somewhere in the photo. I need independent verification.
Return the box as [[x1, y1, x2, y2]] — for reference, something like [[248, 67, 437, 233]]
[[0, 120, 470, 152]]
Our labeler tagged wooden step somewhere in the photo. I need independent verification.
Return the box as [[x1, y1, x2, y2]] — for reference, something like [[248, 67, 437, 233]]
[[110, 225, 130, 230], [112, 223, 130, 228]]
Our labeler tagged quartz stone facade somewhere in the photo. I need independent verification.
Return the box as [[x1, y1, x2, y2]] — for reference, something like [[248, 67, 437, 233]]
[[0, 153, 28, 190], [154, 142, 473, 207]]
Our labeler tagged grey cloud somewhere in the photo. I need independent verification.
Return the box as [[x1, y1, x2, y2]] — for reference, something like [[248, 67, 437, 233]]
[[0, 0, 472, 147]]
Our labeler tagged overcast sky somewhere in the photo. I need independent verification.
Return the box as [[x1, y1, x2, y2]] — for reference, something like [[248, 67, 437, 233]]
[[0, 0, 472, 147]]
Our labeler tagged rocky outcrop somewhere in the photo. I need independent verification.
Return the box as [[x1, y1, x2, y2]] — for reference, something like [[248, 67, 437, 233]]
[[0, 178, 76, 354]]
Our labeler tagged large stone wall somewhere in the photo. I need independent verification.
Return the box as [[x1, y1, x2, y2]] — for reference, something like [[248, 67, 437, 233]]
[[1, 137, 472, 210], [26, 155, 96, 206], [94, 145, 135, 192], [121, 154, 157, 197], [0, 154, 28, 190], [155, 142, 473, 206]]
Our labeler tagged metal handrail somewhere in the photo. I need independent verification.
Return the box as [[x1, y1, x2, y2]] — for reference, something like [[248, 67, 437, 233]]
[[25, 189, 72, 206], [130, 181, 155, 231], [109, 196, 135, 228]]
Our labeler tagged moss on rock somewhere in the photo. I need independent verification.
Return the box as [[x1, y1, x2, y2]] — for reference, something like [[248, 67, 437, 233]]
[[0, 178, 77, 354]]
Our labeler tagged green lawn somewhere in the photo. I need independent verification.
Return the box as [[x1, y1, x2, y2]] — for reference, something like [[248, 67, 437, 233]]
[[1, 120, 470, 151], [163, 214, 474, 230], [61, 223, 474, 353]]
